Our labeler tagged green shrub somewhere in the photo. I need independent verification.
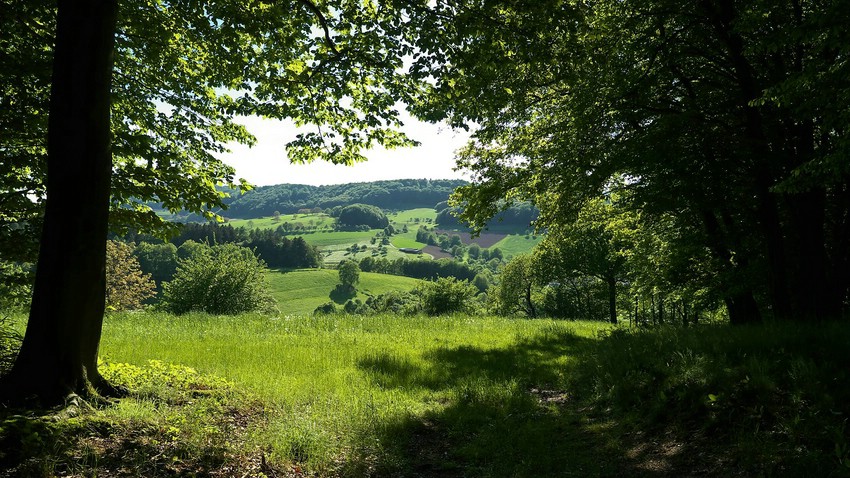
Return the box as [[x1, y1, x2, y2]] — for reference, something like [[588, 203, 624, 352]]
[[313, 301, 337, 315], [161, 243, 276, 315], [414, 277, 478, 315]]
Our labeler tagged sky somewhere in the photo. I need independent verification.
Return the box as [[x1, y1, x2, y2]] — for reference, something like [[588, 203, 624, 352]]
[[219, 113, 472, 187]]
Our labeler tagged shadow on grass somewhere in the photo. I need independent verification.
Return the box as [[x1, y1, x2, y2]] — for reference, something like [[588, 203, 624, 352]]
[[329, 284, 356, 304], [356, 323, 850, 477], [355, 327, 655, 477]]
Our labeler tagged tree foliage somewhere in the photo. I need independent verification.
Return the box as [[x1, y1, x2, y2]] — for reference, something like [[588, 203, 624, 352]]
[[105, 240, 156, 311], [409, 0, 850, 323], [494, 254, 539, 318], [338, 260, 361, 290], [336, 204, 389, 230], [220, 179, 467, 218]]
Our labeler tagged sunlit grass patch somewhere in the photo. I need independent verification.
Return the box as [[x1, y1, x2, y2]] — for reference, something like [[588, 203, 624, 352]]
[[97, 312, 610, 475]]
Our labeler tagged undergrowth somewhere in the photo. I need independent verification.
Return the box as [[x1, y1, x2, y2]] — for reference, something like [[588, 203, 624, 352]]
[[0, 358, 267, 477], [567, 322, 850, 476]]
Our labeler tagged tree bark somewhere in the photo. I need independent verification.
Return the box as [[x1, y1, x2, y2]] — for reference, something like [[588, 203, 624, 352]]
[[0, 0, 118, 405], [607, 276, 617, 324]]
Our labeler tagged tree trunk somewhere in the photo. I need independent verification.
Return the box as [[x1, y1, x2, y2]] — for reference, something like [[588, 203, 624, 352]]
[[785, 186, 841, 321], [0, 0, 118, 405], [524, 284, 537, 318], [607, 276, 617, 324]]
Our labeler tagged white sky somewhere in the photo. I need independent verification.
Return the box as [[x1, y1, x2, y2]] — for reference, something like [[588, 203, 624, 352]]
[[219, 113, 472, 187]]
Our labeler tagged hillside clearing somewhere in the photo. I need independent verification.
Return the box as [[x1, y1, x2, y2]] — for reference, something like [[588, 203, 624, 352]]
[[266, 268, 422, 315]]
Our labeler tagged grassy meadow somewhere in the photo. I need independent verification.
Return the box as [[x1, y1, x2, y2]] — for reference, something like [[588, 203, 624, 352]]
[[491, 233, 543, 259], [2, 311, 849, 476], [265, 268, 422, 315], [98, 313, 608, 476], [227, 213, 336, 231]]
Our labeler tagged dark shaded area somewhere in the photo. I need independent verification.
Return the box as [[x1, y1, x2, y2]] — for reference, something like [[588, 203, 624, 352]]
[[329, 284, 356, 304], [355, 329, 631, 477], [356, 324, 850, 477]]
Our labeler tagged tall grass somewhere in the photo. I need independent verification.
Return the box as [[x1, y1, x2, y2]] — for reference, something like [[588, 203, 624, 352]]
[[99, 312, 609, 475], [4, 310, 848, 476]]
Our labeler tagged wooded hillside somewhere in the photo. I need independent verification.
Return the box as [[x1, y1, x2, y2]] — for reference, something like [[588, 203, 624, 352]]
[[220, 179, 467, 218]]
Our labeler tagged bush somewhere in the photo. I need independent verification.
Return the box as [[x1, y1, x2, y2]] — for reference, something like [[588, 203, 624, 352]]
[[414, 277, 478, 315], [161, 243, 276, 315], [314, 302, 337, 315]]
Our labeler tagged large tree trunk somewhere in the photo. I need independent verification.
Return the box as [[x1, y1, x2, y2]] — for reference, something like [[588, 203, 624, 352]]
[[0, 0, 118, 405]]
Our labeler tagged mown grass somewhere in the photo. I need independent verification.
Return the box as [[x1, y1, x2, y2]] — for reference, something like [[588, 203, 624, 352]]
[[227, 213, 336, 230], [304, 230, 379, 247], [491, 233, 543, 258], [388, 208, 437, 224], [389, 232, 427, 250], [265, 269, 422, 315], [2, 313, 849, 477]]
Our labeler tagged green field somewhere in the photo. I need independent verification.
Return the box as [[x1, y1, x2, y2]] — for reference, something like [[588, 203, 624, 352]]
[[227, 213, 336, 231], [388, 207, 438, 224], [96, 313, 612, 476], [389, 231, 427, 249], [492, 234, 543, 258], [300, 230, 378, 247], [5, 311, 847, 476], [265, 268, 422, 315]]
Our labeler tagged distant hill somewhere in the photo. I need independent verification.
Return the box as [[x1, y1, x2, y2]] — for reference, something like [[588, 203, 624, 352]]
[[220, 179, 467, 219]]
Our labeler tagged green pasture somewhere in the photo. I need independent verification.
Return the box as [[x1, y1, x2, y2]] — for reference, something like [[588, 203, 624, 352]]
[[301, 230, 378, 247], [492, 234, 543, 258], [388, 208, 438, 224], [265, 268, 422, 315], [227, 213, 336, 231], [98, 313, 612, 476], [389, 231, 427, 250]]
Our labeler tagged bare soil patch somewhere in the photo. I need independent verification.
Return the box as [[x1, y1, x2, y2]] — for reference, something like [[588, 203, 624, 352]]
[[423, 245, 452, 259], [434, 230, 506, 248]]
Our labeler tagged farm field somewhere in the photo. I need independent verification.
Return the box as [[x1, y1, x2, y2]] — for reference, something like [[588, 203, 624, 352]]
[[434, 229, 507, 249], [492, 233, 543, 259], [387, 207, 438, 224], [227, 213, 335, 231], [389, 230, 427, 250], [300, 230, 379, 247], [266, 268, 422, 315]]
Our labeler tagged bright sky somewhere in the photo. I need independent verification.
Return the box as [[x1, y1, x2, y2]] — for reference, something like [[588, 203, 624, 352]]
[[220, 112, 472, 187]]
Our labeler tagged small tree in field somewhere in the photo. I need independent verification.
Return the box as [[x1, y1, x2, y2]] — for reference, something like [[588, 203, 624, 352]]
[[338, 260, 361, 291], [106, 240, 156, 311], [162, 243, 275, 315]]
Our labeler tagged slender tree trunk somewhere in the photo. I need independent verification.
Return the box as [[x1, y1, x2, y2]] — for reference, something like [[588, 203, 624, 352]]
[[607, 276, 617, 324], [0, 0, 118, 405], [524, 284, 537, 318]]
